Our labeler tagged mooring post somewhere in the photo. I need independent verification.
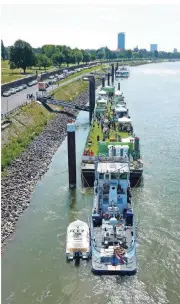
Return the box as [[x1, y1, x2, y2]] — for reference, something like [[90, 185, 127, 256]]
[[89, 76, 95, 124], [107, 73, 110, 86], [118, 83, 120, 90], [111, 64, 114, 84], [67, 122, 76, 188], [102, 77, 105, 87]]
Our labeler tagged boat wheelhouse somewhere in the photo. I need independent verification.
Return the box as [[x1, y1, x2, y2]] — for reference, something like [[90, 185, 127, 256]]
[[98, 90, 108, 100]]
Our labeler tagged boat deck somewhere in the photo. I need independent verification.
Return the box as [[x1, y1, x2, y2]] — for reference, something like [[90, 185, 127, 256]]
[[92, 225, 137, 275], [85, 120, 129, 155]]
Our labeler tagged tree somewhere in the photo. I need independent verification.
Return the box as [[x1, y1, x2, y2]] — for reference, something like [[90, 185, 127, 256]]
[[41, 55, 52, 70], [90, 52, 96, 61], [104, 47, 112, 60], [9, 40, 35, 73], [96, 51, 105, 60], [62, 47, 74, 66], [83, 52, 91, 63], [1, 40, 6, 60], [154, 50, 159, 58], [35, 54, 42, 69], [42, 44, 56, 58], [9, 61, 17, 72], [75, 50, 83, 65], [125, 50, 132, 59], [51, 52, 64, 67]]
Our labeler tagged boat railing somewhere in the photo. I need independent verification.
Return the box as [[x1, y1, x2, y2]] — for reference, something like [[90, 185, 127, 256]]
[[82, 155, 129, 163]]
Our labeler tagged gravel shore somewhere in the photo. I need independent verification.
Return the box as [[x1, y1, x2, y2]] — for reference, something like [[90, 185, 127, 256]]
[[1, 90, 90, 246]]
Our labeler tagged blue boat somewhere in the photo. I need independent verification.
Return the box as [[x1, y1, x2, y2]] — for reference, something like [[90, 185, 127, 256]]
[[91, 150, 137, 275]]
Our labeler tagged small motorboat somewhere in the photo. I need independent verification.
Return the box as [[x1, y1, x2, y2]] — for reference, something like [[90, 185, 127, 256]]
[[66, 220, 90, 261]]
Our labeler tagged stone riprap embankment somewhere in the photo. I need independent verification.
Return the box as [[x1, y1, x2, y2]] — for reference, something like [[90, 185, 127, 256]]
[[1, 90, 91, 246]]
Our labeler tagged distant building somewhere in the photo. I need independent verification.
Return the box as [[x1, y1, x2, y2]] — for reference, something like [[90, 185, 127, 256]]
[[133, 46, 139, 52], [150, 44, 158, 52], [173, 48, 177, 53], [117, 32, 125, 50]]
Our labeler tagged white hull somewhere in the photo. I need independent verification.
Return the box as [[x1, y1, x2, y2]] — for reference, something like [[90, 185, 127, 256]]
[[66, 220, 90, 260]]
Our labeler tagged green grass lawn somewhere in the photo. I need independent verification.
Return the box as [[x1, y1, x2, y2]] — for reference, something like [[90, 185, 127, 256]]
[[1, 60, 55, 84], [1, 102, 54, 171], [54, 79, 88, 101]]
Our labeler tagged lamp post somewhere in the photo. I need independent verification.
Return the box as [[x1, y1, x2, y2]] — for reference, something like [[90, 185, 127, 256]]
[[83, 75, 95, 125]]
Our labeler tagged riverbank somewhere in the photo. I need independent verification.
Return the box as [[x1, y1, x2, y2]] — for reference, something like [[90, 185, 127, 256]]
[[1, 90, 90, 245]]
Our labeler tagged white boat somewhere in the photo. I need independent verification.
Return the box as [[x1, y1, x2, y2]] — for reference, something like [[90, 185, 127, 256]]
[[116, 66, 130, 78], [66, 220, 90, 260]]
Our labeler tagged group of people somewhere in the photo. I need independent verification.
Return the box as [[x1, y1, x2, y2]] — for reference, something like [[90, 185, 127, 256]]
[[26, 93, 35, 100]]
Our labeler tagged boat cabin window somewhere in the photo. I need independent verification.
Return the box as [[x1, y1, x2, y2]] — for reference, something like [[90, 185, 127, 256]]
[[110, 173, 117, 179], [99, 173, 104, 179], [120, 173, 127, 180], [105, 173, 109, 180], [97, 102, 106, 108]]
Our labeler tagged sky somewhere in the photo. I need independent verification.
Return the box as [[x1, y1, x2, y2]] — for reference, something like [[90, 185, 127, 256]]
[[1, 3, 180, 52]]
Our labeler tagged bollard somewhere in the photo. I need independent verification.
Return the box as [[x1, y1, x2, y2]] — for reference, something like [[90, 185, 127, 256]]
[[107, 73, 110, 86], [116, 62, 119, 70], [134, 137, 140, 160], [89, 76, 95, 124], [118, 83, 120, 90], [102, 77, 105, 87], [67, 122, 76, 188], [111, 64, 114, 84]]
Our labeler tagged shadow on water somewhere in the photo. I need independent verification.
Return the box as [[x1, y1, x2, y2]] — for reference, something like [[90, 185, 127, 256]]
[[131, 176, 144, 188], [68, 188, 78, 223], [74, 258, 81, 267]]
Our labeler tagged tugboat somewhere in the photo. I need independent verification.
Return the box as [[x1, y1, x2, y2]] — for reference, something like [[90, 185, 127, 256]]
[[116, 66, 130, 78], [66, 220, 90, 261], [91, 147, 137, 275]]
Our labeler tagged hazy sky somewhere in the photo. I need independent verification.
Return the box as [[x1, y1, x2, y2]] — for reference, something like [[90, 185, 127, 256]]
[[1, 4, 180, 51]]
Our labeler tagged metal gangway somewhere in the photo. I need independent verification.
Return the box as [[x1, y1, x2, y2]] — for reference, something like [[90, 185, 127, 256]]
[[36, 95, 90, 117]]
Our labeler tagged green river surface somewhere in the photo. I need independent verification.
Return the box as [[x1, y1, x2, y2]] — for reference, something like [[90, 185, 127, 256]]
[[2, 62, 180, 304]]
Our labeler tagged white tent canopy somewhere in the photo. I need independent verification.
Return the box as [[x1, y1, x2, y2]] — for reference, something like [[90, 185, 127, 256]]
[[115, 106, 127, 113], [118, 117, 132, 123], [98, 90, 107, 95], [97, 99, 107, 104], [115, 90, 123, 96]]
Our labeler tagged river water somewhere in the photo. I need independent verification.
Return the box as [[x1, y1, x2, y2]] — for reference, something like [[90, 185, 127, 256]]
[[2, 62, 180, 304]]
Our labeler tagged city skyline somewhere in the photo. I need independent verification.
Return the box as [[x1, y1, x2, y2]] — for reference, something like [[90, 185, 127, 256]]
[[1, 4, 180, 51]]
